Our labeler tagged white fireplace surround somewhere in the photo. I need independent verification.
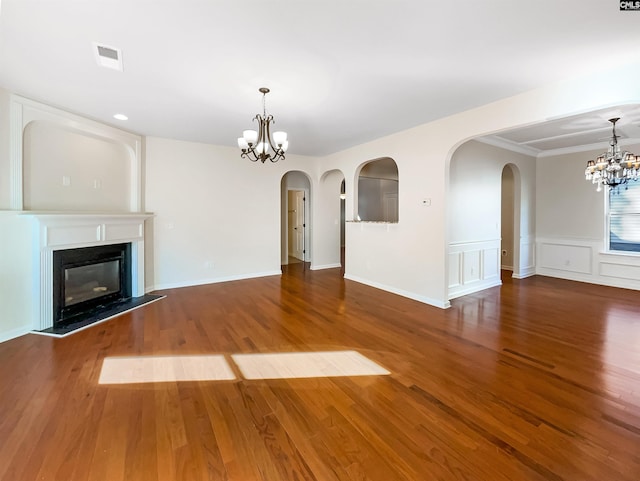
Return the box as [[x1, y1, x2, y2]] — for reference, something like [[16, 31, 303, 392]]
[[26, 213, 152, 331]]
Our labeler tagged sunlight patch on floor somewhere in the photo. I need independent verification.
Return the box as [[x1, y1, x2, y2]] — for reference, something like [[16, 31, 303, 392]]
[[98, 351, 390, 384], [232, 350, 390, 380], [98, 355, 236, 384]]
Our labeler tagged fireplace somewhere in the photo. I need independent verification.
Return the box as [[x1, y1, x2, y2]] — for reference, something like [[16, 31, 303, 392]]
[[22, 212, 155, 333], [53, 243, 132, 328]]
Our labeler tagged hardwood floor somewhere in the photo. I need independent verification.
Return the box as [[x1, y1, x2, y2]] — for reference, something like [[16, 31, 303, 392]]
[[1, 265, 639, 481]]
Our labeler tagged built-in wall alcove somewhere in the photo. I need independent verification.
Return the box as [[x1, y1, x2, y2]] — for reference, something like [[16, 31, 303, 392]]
[[23, 121, 133, 212], [355, 157, 398, 222], [10, 95, 142, 212]]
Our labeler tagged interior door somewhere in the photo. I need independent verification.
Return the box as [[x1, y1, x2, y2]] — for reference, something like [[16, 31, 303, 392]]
[[383, 192, 398, 222], [287, 190, 305, 261]]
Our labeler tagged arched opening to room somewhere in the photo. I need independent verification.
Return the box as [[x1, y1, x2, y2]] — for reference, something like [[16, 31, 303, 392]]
[[500, 163, 521, 279], [447, 141, 528, 299], [280, 171, 312, 266], [314, 169, 345, 272], [355, 157, 399, 222]]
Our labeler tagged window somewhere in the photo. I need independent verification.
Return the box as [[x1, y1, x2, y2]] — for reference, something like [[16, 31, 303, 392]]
[[609, 181, 640, 252]]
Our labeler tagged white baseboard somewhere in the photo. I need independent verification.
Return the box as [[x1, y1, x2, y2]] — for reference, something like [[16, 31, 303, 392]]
[[513, 266, 536, 279], [344, 274, 450, 309], [448, 278, 502, 300], [149, 270, 282, 291], [0, 326, 31, 344], [310, 263, 341, 271], [535, 267, 640, 291]]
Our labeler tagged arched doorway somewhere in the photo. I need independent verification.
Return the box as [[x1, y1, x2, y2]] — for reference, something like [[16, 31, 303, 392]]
[[281, 171, 311, 266], [501, 164, 515, 278], [501, 163, 523, 279], [313, 169, 345, 271]]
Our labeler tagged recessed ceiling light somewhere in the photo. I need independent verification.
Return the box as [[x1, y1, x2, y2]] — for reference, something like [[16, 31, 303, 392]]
[[113, 114, 128, 121]]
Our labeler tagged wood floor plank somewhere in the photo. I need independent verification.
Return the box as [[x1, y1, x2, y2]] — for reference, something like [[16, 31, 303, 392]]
[[1, 267, 640, 480]]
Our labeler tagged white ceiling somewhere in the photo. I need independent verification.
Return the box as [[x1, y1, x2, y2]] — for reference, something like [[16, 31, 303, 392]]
[[480, 104, 640, 157], [1, 0, 640, 157]]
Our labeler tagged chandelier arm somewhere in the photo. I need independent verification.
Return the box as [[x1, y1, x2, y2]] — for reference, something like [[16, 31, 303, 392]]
[[241, 150, 259, 162], [271, 152, 284, 163]]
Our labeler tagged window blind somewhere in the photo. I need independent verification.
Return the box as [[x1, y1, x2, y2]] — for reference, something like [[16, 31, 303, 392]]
[[609, 181, 640, 252]]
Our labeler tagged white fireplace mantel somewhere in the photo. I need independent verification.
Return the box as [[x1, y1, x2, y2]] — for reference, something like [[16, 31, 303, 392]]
[[22, 212, 153, 330]]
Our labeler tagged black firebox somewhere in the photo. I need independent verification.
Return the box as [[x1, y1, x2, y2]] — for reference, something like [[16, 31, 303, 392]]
[[52, 243, 132, 328]]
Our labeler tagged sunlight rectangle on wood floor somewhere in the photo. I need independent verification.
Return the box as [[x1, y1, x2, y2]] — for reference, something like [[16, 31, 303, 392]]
[[231, 350, 390, 380], [98, 355, 236, 384]]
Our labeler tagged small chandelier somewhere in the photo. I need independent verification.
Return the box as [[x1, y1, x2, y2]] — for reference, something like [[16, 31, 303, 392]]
[[237, 87, 288, 163], [585, 118, 640, 192]]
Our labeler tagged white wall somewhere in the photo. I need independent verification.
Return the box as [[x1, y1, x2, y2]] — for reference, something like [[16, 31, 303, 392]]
[[0, 213, 34, 342], [144, 137, 315, 290], [448, 141, 536, 298], [315, 61, 640, 307], [321, 139, 449, 307], [536, 148, 614, 240], [536, 142, 640, 289], [0, 88, 10, 209], [23, 121, 132, 211]]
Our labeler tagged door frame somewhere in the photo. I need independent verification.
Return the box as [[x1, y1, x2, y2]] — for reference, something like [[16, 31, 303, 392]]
[[285, 187, 309, 263]]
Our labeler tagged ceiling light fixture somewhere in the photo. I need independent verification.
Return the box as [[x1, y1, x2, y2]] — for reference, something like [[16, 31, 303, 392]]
[[113, 113, 128, 121], [585, 118, 640, 192], [238, 88, 288, 163]]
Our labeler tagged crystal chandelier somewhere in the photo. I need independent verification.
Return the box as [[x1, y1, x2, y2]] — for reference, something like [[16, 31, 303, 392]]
[[585, 118, 640, 192], [237, 87, 288, 163]]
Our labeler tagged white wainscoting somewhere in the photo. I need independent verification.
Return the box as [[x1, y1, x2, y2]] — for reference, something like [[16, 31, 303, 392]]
[[448, 239, 502, 300], [513, 235, 536, 279], [536, 237, 640, 290]]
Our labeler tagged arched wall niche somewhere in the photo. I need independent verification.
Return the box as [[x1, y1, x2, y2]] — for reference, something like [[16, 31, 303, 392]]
[[9, 95, 142, 211], [23, 120, 133, 212], [355, 156, 399, 222]]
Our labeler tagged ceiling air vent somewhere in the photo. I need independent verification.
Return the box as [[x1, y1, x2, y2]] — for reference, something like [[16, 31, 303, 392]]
[[93, 42, 123, 71]]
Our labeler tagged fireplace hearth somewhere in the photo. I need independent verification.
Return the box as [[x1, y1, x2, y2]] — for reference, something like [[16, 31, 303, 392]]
[[40, 242, 163, 336]]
